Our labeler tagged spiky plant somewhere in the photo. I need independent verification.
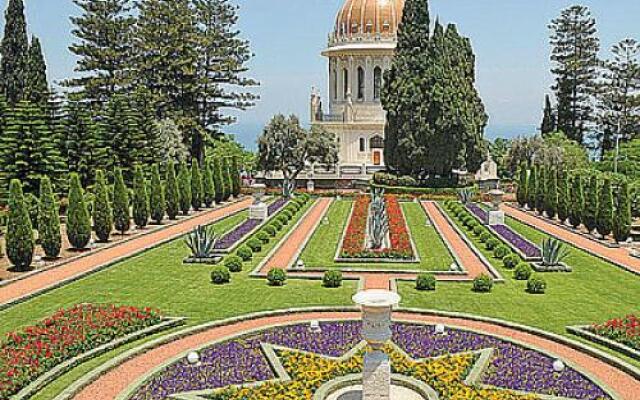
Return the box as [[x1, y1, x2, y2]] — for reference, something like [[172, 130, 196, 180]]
[[541, 238, 570, 267], [458, 188, 474, 205], [185, 225, 218, 259]]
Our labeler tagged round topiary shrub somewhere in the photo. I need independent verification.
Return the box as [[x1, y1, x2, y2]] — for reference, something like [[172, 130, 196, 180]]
[[247, 238, 262, 253], [473, 226, 485, 237], [514, 262, 533, 281], [277, 215, 288, 225], [257, 231, 270, 244], [479, 232, 492, 243], [472, 274, 493, 293], [493, 244, 511, 259], [211, 266, 231, 284], [282, 210, 293, 220], [416, 273, 436, 291], [323, 270, 343, 288], [485, 238, 500, 250], [267, 268, 287, 286], [272, 220, 283, 231], [466, 220, 478, 230], [503, 254, 520, 269], [527, 277, 547, 294], [224, 255, 243, 272], [236, 246, 253, 262], [264, 225, 277, 237]]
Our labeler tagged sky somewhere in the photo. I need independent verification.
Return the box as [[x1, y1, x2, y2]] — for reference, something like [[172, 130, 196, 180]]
[[3, 0, 640, 149]]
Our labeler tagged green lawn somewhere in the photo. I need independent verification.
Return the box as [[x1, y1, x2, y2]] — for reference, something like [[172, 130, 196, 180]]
[[399, 203, 640, 368], [0, 200, 357, 400], [300, 200, 453, 271]]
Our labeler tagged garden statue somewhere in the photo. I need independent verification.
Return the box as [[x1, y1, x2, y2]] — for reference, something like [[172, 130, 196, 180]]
[[368, 188, 389, 250], [249, 183, 269, 221], [487, 189, 505, 225], [475, 152, 500, 191]]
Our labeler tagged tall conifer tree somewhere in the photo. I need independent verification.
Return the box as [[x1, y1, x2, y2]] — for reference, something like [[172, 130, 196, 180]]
[[0, 0, 29, 104], [596, 176, 614, 238], [6, 179, 34, 270], [132, 164, 149, 228], [112, 168, 130, 235], [93, 170, 113, 242], [149, 164, 165, 224], [584, 174, 599, 232], [63, 101, 100, 187], [569, 174, 585, 228], [24, 36, 49, 106], [613, 180, 632, 243], [540, 95, 556, 135], [165, 160, 180, 220], [67, 173, 92, 249], [203, 159, 216, 207]]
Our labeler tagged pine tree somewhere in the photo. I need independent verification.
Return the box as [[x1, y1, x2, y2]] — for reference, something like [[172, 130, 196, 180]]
[[191, 160, 203, 211], [0, 100, 65, 194], [38, 176, 61, 259], [526, 165, 537, 209], [557, 171, 571, 223], [0, 0, 29, 104], [67, 173, 92, 249], [231, 155, 241, 197], [569, 173, 585, 228], [516, 164, 528, 207], [596, 176, 614, 238], [112, 168, 130, 235], [131, 85, 160, 165], [613, 179, 632, 243], [549, 5, 600, 145], [63, 100, 100, 187], [540, 95, 556, 136], [203, 159, 216, 207], [222, 157, 233, 201], [177, 161, 192, 215], [93, 169, 113, 242], [23, 36, 50, 106], [66, 0, 135, 104], [165, 160, 180, 220], [212, 157, 224, 203], [149, 164, 165, 224], [6, 179, 34, 270], [544, 169, 558, 219], [583, 174, 599, 233], [132, 164, 149, 228]]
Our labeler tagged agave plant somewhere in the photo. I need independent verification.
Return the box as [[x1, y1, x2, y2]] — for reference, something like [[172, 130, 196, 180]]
[[541, 238, 570, 267], [458, 188, 475, 205], [185, 225, 218, 258], [368, 188, 389, 250]]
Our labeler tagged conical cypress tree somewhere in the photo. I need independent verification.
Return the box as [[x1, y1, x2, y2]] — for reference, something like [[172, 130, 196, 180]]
[[596, 176, 614, 239], [203, 160, 216, 207], [191, 160, 203, 211], [132, 164, 149, 228], [178, 161, 191, 215], [67, 173, 92, 249], [223, 157, 233, 201], [38, 176, 61, 258], [535, 168, 546, 214], [526, 166, 537, 210], [165, 160, 180, 220], [0, 0, 29, 104], [583, 174, 599, 233], [569, 174, 584, 228], [6, 179, 34, 270], [25, 35, 49, 106], [150, 164, 165, 224], [231, 156, 241, 197], [93, 170, 113, 242], [113, 168, 130, 235], [540, 94, 556, 135], [212, 158, 224, 203], [613, 180, 632, 243], [544, 170, 558, 219], [557, 171, 571, 223], [516, 164, 528, 207]]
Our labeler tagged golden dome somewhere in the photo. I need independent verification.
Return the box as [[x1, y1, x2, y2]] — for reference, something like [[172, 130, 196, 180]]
[[334, 0, 405, 40]]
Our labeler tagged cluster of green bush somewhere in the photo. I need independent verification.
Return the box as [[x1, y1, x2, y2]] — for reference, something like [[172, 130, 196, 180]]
[[4, 157, 242, 272], [517, 165, 632, 242], [444, 201, 547, 294], [211, 194, 311, 285]]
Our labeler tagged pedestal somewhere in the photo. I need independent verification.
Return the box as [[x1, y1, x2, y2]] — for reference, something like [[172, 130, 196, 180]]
[[307, 179, 315, 193], [488, 210, 505, 226], [249, 202, 268, 221], [363, 351, 391, 400]]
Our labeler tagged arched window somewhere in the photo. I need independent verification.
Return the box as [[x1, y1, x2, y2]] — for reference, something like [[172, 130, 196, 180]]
[[359, 137, 366, 152], [357, 67, 365, 100], [343, 68, 349, 99], [332, 69, 337, 100], [373, 67, 382, 100]]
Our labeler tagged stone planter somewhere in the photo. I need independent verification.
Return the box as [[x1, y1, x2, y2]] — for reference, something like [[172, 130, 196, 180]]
[[531, 262, 572, 273], [183, 257, 220, 265]]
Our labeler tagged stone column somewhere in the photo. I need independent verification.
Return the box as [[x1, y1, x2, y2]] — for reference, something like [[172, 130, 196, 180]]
[[353, 290, 401, 400]]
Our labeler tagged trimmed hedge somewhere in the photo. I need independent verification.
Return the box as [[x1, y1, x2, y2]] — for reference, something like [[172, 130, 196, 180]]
[[236, 245, 253, 261], [224, 256, 243, 273], [322, 270, 343, 288], [527, 276, 547, 294], [416, 273, 436, 291], [267, 268, 287, 286], [211, 266, 231, 284], [472, 274, 493, 293], [514, 262, 533, 280]]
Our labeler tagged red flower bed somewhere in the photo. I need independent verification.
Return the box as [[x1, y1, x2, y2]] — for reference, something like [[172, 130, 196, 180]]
[[589, 314, 640, 351], [340, 195, 414, 260], [0, 304, 163, 398]]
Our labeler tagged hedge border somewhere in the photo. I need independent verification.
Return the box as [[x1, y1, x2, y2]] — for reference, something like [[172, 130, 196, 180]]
[[567, 325, 640, 361]]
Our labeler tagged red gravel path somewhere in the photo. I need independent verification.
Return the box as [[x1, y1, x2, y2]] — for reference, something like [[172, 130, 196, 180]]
[[71, 311, 639, 400], [0, 198, 253, 307], [502, 205, 640, 275]]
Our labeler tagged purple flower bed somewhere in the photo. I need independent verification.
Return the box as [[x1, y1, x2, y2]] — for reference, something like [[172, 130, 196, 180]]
[[131, 321, 610, 400], [491, 224, 542, 259], [466, 203, 488, 221], [214, 198, 289, 250]]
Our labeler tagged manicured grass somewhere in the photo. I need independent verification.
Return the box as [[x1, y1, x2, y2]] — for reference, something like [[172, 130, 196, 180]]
[[0, 200, 357, 400], [399, 203, 640, 368], [300, 200, 453, 271]]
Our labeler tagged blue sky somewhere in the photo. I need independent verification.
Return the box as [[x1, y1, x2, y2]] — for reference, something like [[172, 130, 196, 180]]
[[3, 0, 640, 149]]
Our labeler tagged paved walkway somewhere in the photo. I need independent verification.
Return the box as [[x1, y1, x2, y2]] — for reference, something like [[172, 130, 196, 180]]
[[0, 198, 253, 308], [421, 201, 494, 279], [502, 204, 640, 275], [71, 310, 640, 400]]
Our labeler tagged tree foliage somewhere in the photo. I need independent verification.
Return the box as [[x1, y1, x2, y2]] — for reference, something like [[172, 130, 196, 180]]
[[583, 173, 599, 232], [132, 164, 149, 228], [540, 95, 556, 136], [191, 160, 203, 211], [203, 159, 216, 207], [24, 36, 49, 106], [38, 176, 61, 258], [596, 176, 614, 238], [6, 179, 34, 270], [149, 164, 165, 224], [164, 160, 180, 220], [112, 168, 130, 234], [177, 161, 192, 215], [67, 173, 92, 249], [93, 170, 113, 242], [569, 173, 584, 228], [613, 179, 632, 243], [0, 0, 29, 104]]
